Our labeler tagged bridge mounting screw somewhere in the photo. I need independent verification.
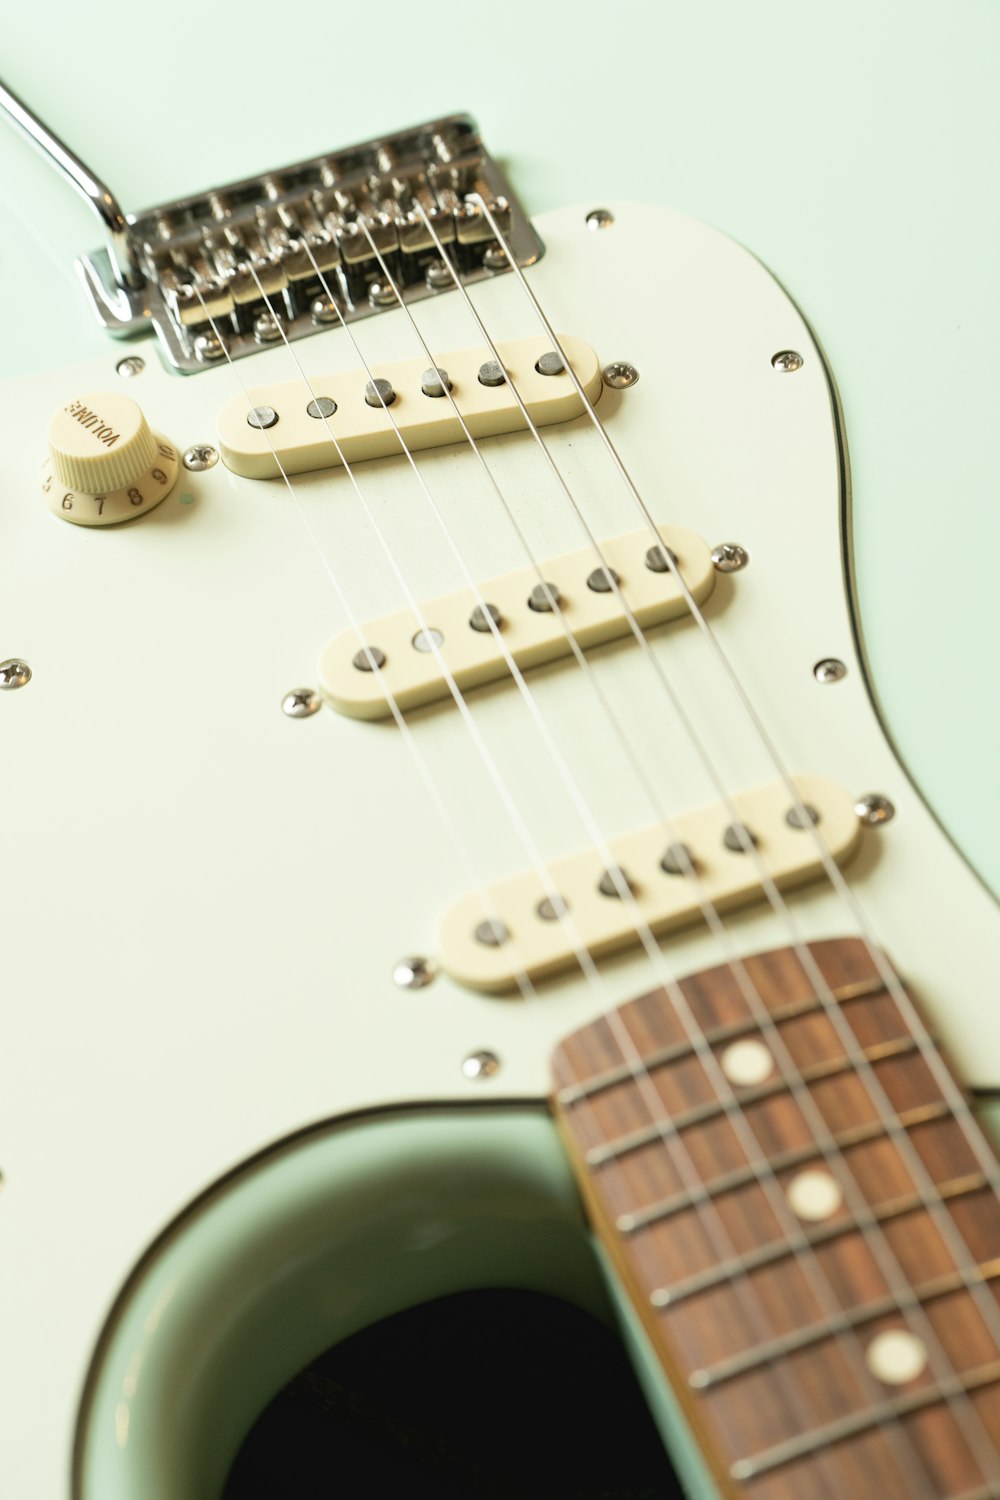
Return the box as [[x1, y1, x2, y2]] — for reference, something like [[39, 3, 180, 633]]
[[254, 311, 282, 344], [772, 350, 803, 373], [393, 956, 437, 990], [711, 542, 749, 573], [194, 332, 225, 363], [482, 245, 508, 271], [425, 259, 453, 290], [814, 658, 847, 683], [368, 281, 397, 308], [586, 208, 614, 230], [281, 688, 320, 718], [463, 1050, 501, 1080], [183, 444, 219, 471], [602, 361, 639, 389], [311, 296, 339, 325], [0, 659, 31, 690], [855, 793, 895, 827], [116, 355, 145, 378]]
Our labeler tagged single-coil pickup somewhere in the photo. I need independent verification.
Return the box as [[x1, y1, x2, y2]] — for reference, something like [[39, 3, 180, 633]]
[[438, 777, 862, 992], [217, 336, 602, 478], [319, 526, 714, 720]]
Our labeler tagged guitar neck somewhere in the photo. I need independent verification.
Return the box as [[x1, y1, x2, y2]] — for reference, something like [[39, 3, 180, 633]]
[[553, 938, 1000, 1498]]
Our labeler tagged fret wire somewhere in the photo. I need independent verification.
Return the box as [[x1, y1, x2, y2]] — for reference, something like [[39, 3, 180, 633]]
[[729, 1359, 1000, 1482], [690, 1261, 1000, 1390], [557, 975, 887, 1106], [652, 1174, 991, 1307], [587, 1033, 920, 1166], [617, 1100, 952, 1233]]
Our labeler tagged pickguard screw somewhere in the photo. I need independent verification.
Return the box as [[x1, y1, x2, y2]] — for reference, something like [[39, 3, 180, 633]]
[[772, 350, 803, 373], [116, 355, 145, 378], [0, 659, 31, 690], [193, 332, 225, 362], [586, 208, 614, 230], [282, 688, 321, 718], [602, 361, 639, 389], [463, 1050, 501, 1080], [254, 311, 282, 344], [393, 955, 437, 990], [711, 542, 749, 573], [855, 793, 895, 827], [183, 444, 219, 471], [814, 658, 847, 684]]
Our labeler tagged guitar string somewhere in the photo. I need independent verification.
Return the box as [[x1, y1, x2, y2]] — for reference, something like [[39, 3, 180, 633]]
[[320, 220, 1000, 1485], [222, 249, 972, 1488], [471, 192, 1000, 1204], [418, 196, 1000, 1422]]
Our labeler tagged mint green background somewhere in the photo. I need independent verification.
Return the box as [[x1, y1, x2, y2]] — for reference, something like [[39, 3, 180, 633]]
[[2, 0, 998, 892]]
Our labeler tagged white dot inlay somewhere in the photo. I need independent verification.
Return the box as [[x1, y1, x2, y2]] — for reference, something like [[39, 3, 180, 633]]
[[866, 1329, 928, 1385], [786, 1169, 843, 1221], [720, 1039, 774, 1087]]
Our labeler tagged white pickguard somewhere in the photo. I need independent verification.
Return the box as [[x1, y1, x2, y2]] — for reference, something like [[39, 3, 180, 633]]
[[2, 201, 998, 1496]]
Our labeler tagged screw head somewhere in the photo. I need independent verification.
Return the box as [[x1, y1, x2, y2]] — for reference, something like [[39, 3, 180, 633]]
[[814, 658, 848, 684], [368, 281, 397, 308], [425, 259, 453, 290], [602, 361, 639, 389], [482, 245, 508, 271], [254, 311, 282, 344], [855, 793, 895, 827], [462, 1049, 501, 1080], [193, 331, 225, 362], [116, 355, 145, 378], [183, 444, 219, 472], [772, 350, 804, 373], [281, 687, 321, 718], [586, 208, 614, 230], [393, 955, 437, 990], [311, 295, 339, 325], [0, 658, 31, 690], [711, 542, 749, 573]]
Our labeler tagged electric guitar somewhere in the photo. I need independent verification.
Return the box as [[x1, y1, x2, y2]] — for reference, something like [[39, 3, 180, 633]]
[[3, 8, 1000, 1497]]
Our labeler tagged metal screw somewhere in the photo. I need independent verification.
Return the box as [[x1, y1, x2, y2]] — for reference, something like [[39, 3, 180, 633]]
[[352, 645, 386, 672], [645, 544, 677, 573], [469, 603, 502, 633], [482, 245, 507, 271], [412, 628, 444, 653], [711, 542, 749, 573], [306, 397, 337, 420], [474, 918, 509, 947], [463, 1049, 501, 1080], [421, 367, 452, 398], [254, 311, 282, 344], [598, 866, 634, 898], [311, 295, 339, 324], [602, 361, 639, 389], [282, 687, 321, 718], [536, 895, 569, 921], [425, 259, 453, 291], [587, 565, 620, 593], [586, 208, 614, 230], [723, 822, 759, 853], [528, 581, 561, 613], [116, 355, 145, 378], [393, 955, 437, 990], [660, 842, 695, 876], [814, 658, 847, 684], [0, 659, 31, 690], [478, 360, 506, 387], [247, 406, 279, 430], [772, 350, 804, 373], [369, 281, 397, 308], [365, 377, 396, 408], [193, 331, 225, 362], [183, 444, 219, 471], [855, 793, 895, 827], [535, 352, 565, 377]]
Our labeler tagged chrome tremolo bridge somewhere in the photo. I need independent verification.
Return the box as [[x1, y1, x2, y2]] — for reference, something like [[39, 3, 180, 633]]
[[0, 84, 543, 374]]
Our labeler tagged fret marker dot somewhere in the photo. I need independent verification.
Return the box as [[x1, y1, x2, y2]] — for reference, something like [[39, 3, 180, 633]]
[[866, 1329, 927, 1385], [720, 1039, 774, 1087], [786, 1169, 842, 1221]]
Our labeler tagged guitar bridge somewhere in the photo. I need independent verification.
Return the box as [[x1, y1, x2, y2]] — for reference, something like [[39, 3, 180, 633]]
[[0, 84, 543, 374]]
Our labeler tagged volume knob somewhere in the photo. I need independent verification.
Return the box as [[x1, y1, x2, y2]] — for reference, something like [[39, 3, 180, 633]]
[[43, 392, 179, 527]]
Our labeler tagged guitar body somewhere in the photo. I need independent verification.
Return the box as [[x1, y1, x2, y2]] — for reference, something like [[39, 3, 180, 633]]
[[3, 6, 999, 1497]]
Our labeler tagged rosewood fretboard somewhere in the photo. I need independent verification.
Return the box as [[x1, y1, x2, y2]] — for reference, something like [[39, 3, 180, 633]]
[[552, 938, 1000, 1499]]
